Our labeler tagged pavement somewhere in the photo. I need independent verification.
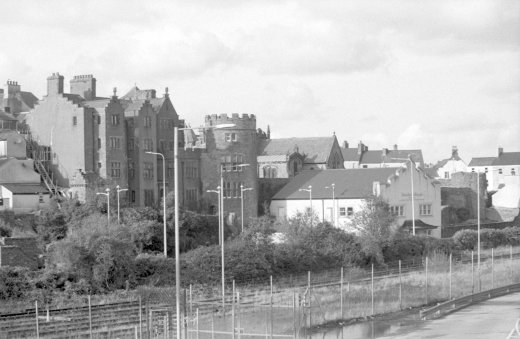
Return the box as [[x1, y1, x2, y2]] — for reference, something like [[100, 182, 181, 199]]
[[378, 292, 520, 339]]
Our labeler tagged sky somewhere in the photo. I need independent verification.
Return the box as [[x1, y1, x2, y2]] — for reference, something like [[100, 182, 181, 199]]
[[1, 0, 519, 164]]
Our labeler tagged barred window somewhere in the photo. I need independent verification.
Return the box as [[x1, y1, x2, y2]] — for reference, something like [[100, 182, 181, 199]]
[[144, 116, 152, 128], [186, 161, 198, 178], [109, 137, 121, 149], [111, 114, 120, 125], [143, 138, 153, 151], [390, 205, 404, 216], [143, 162, 153, 180], [221, 154, 244, 172], [72, 116, 77, 126], [167, 161, 174, 178], [144, 189, 154, 206], [128, 138, 134, 151], [186, 189, 197, 202], [128, 160, 135, 179], [225, 133, 237, 142], [110, 162, 121, 178]]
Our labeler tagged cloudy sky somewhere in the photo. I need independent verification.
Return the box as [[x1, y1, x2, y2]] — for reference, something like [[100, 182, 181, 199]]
[[1, 0, 518, 163]]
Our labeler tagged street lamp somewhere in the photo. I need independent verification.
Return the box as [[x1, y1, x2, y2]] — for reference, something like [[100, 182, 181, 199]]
[[325, 183, 335, 226], [115, 185, 128, 223], [299, 185, 313, 226], [96, 188, 110, 225], [174, 123, 235, 332], [393, 155, 416, 235], [477, 172, 481, 291], [145, 151, 167, 257], [240, 184, 254, 232], [207, 186, 221, 243]]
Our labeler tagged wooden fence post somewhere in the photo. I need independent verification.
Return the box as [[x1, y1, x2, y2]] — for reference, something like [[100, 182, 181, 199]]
[[35, 300, 39, 339], [399, 260, 402, 310], [425, 257, 429, 305], [371, 264, 374, 316], [340, 267, 344, 318], [449, 253, 452, 300]]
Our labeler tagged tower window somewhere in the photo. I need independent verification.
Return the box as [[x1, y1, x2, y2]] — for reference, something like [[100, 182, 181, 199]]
[[111, 114, 120, 125], [72, 116, 77, 125], [225, 133, 237, 142]]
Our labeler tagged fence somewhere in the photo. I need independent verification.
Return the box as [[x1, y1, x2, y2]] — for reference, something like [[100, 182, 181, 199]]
[[1, 245, 520, 338]]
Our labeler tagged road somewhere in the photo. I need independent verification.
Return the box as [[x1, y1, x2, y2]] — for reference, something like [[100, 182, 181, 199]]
[[379, 292, 520, 339]]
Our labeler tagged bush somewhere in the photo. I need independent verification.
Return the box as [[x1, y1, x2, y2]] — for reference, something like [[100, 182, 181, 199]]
[[480, 228, 508, 249], [452, 229, 478, 250], [382, 234, 425, 263], [0, 266, 31, 300], [502, 227, 520, 246], [134, 254, 175, 286]]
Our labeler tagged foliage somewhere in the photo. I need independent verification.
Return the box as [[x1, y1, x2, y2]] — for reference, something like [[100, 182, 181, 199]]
[[134, 254, 175, 286], [452, 227, 518, 250], [502, 227, 520, 246], [0, 267, 31, 300], [0, 218, 12, 237], [452, 229, 479, 250], [352, 197, 397, 265], [181, 245, 222, 285]]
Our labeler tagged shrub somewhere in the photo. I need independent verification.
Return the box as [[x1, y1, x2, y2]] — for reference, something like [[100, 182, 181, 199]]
[[134, 254, 175, 286], [0, 266, 31, 300], [452, 229, 478, 250], [382, 234, 425, 263], [480, 228, 508, 249], [502, 227, 520, 246]]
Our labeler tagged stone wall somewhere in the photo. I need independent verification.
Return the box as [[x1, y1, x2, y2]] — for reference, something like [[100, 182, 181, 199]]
[[440, 172, 486, 223]]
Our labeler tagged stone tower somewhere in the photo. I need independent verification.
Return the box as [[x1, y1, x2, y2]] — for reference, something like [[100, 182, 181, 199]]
[[200, 113, 258, 231]]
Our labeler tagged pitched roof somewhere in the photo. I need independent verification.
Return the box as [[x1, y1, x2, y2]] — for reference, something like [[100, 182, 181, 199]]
[[257, 137, 335, 164], [493, 152, 520, 166], [149, 97, 166, 112], [1, 183, 49, 194], [341, 148, 361, 162], [401, 219, 438, 230], [272, 168, 397, 200], [468, 157, 497, 166], [62, 93, 84, 105], [0, 111, 18, 121], [82, 99, 110, 109], [122, 100, 146, 114], [19, 91, 39, 109], [360, 149, 424, 165]]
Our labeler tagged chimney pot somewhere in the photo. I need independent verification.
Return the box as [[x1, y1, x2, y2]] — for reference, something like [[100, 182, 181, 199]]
[[343, 140, 349, 148], [498, 147, 504, 156], [393, 144, 398, 151]]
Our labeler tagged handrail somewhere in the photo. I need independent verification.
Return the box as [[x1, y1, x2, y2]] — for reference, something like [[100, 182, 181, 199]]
[[420, 282, 520, 320]]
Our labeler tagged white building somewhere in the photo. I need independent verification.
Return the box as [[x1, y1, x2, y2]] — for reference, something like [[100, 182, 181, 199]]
[[468, 148, 520, 192], [341, 141, 424, 169], [430, 146, 468, 179], [270, 163, 441, 237]]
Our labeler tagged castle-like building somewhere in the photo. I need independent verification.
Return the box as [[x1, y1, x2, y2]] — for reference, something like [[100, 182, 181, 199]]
[[22, 73, 344, 226]]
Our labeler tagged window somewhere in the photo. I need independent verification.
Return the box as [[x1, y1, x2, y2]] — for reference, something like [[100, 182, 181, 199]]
[[221, 154, 244, 172], [144, 189, 154, 206], [109, 137, 121, 149], [498, 168, 503, 174], [128, 161, 135, 179], [485, 168, 488, 173], [160, 119, 174, 130], [110, 162, 121, 178], [471, 168, 475, 172], [39, 194, 44, 203], [444, 172, 449, 179], [347, 207, 354, 216], [339, 207, 346, 217], [225, 133, 237, 142], [263, 166, 278, 178], [512, 168, 516, 176], [186, 189, 197, 202], [111, 114, 120, 125], [0, 197, 3, 206], [144, 116, 152, 127], [97, 138, 101, 149], [144, 138, 153, 151], [390, 205, 404, 216], [186, 161, 198, 178], [128, 138, 134, 151], [233, 182, 241, 198], [98, 162, 102, 169], [362, 165, 368, 168], [167, 161, 174, 178], [131, 190, 136, 202], [143, 162, 153, 180], [72, 116, 77, 125], [419, 204, 432, 216], [159, 140, 168, 153], [168, 141, 175, 151]]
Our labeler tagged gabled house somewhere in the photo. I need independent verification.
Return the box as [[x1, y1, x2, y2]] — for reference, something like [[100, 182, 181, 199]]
[[469, 148, 520, 192], [257, 134, 344, 179], [341, 141, 424, 169], [270, 162, 442, 237], [430, 146, 468, 179]]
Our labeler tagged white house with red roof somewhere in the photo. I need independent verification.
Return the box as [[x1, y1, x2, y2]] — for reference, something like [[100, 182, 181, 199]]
[[270, 162, 442, 237]]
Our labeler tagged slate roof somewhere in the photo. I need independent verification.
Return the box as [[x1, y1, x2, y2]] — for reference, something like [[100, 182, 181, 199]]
[[82, 99, 110, 109], [360, 149, 424, 166], [272, 168, 397, 200], [493, 152, 520, 166], [19, 91, 39, 109], [401, 219, 438, 230], [468, 157, 496, 167], [1, 183, 49, 194], [257, 137, 335, 164], [149, 98, 166, 112], [0, 111, 18, 121], [62, 93, 84, 105], [122, 100, 146, 114], [341, 148, 361, 162]]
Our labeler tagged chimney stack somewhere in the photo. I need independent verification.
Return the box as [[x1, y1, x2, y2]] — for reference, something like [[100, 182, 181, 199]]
[[357, 141, 365, 155], [382, 148, 388, 156], [498, 147, 503, 156], [393, 144, 398, 151], [0, 89, 4, 110], [452, 145, 458, 157], [6, 80, 21, 97], [70, 74, 96, 100], [47, 73, 64, 96], [343, 140, 349, 148]]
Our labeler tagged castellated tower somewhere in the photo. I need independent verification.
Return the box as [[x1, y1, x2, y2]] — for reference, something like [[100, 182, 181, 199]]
[[200, 113, 258, 232]]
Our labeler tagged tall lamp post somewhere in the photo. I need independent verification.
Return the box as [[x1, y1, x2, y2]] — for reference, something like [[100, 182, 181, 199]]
[[325, 183, 335, 226], [115, 185, 128, 223], [477, 172, 481, 291], [174, 123, 235, 333], [299, 185, 313, 225], [96, 188, 110, 226], [240, 184, 254, 232], [145, 151, 167, 257]]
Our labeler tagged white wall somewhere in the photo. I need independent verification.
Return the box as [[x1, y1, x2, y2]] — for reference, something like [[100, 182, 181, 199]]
[[470, 165, 520, 191], [438, 159, 467, 179], [0, 186, 13, 211], [492, 175, 520, 208]]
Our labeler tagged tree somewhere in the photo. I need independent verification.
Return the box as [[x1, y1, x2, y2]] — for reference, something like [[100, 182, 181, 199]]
[[352, 196, 397, 265]]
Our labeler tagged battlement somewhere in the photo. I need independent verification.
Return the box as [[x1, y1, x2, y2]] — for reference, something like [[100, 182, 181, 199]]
[[6, 80, 19, 86], [47, 72, 63, 80], [204, 113, 256, 130], [72, 74, 94, 80]]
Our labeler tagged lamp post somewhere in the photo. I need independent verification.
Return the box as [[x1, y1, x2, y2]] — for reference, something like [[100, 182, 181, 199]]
[[175, 123, 235, 330], [96, 188, 110, 225], [240, 184, 254, 232], [146, 151, 167, 257], [325, 183, 335, 226], [477, 172, 481, 291], [115, 185, 128, 223], [299, 185, 313, 225]]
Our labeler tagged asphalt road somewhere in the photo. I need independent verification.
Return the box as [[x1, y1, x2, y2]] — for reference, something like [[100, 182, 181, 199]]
[[379, 292, 520, 339]]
